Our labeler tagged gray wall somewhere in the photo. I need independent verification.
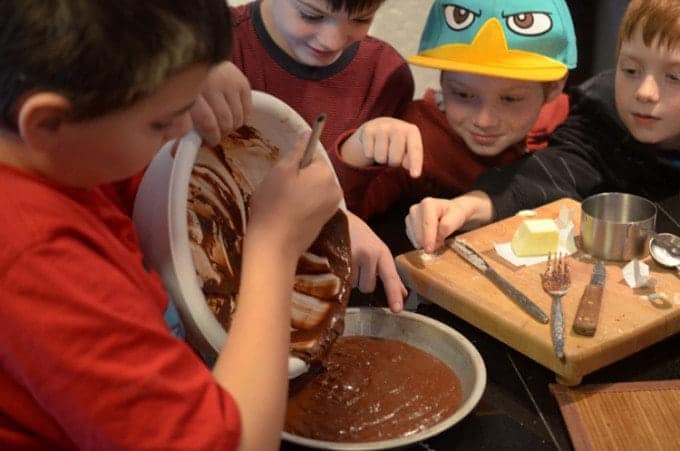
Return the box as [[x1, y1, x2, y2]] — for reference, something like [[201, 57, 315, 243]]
[[593, 0, 630, 73]]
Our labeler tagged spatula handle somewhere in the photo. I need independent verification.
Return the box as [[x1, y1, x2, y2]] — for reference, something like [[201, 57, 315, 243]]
[[298, 113, 326, 169], [573, 285, 604, 336]]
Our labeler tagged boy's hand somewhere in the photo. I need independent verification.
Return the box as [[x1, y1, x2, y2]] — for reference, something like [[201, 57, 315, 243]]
[[405, 197, 466, 253], [404, 191, 495, 253], [346, 211, 406, 312], [340, 117, 423, 178], [247, 133, 343, 259], [191, 61, 253, 146]]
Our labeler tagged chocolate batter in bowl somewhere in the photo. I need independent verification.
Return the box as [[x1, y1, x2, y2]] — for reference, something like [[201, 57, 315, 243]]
[[187, 126, 351, 363], [282, 307, 487, 450], [132, 91, 351, 376]]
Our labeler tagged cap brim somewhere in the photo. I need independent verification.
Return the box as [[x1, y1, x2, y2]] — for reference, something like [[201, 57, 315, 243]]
[[408, 53, 568, 82]]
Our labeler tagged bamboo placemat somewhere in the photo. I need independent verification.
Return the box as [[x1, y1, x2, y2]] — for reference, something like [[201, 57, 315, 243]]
[[550, 380, 680, 451]]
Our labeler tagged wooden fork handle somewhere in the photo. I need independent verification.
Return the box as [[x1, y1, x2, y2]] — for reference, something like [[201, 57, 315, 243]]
[[573, 285, 604, 336]]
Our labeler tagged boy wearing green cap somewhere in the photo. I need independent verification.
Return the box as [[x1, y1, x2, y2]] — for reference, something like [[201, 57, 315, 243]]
[[329, 0, 577, 221], [407, 0, 680, 253]]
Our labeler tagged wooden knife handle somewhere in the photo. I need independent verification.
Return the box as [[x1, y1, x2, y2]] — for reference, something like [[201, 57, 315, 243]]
[[573, 285, 604, 336]]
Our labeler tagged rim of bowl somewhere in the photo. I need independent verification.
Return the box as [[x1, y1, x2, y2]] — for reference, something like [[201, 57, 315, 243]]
[[164, 90, 347, 355], [281, 307, 487, 450]]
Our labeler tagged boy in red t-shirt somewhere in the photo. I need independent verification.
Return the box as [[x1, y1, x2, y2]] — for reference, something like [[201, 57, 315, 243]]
[[0, 2, 341, 450], [330, 0, 577, 223], [192, 0, 415, 312]]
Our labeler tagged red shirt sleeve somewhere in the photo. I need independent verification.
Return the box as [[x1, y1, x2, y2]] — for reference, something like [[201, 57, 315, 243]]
[[1, 236, 241, 450]]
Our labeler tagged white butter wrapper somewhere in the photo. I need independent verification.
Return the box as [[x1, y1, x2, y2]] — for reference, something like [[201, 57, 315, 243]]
[[623, 259, 657, 288], [555, 206, 575, 229], [495, 206, 577, 267]]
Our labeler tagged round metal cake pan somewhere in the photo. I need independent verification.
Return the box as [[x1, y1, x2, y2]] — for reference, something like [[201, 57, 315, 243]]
[[282, 307, 487, 450]]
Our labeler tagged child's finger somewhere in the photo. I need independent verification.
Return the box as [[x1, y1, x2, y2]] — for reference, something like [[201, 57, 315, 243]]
[[191, 95, 221, 146], [376, 254, 406, 312], [386, 131, 406, 167], [203, 91, 235, 135], [357, 253, 378, 293], [419, 201, 441, 253], [372, 132, 389, 164], [240, 84, 253, 121], [360, 128, 376, 160], [224, 89, 244, 130], [405, 126, 423, 178]]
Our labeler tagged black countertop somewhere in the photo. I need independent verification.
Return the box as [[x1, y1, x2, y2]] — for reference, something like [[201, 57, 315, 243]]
[[283, 196, 680, 451]]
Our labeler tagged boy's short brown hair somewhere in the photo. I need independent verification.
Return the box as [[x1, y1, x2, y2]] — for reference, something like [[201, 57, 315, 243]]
[[0, 0, 232, 130], [617, 0, 680, 55], [326, 0, 386, 15]]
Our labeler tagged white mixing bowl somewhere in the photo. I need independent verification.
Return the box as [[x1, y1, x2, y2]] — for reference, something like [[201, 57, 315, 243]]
[[132, 91, 345, 377]]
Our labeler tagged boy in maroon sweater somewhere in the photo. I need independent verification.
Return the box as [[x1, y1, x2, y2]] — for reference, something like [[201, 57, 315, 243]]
[[330, 0, 576, 224], [198, 0, 414, 152], [193, 0, 415, 311]]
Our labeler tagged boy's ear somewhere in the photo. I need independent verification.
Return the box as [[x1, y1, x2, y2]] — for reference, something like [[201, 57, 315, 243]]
[[544, 76, 568, 103], [16, 92, 72, 152]]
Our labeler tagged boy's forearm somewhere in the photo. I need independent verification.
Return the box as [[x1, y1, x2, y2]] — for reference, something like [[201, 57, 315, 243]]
[[212, 240, 296, 451], [455, 190, 495, 231]]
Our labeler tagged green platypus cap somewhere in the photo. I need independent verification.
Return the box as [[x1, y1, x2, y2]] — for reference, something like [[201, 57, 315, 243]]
[[409, 0, 577, 81]]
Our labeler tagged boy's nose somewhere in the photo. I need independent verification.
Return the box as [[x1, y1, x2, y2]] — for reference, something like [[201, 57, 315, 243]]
[[635, 75, 660, 103], [472, 106, 499, 129], [317, 23, 349, 51]]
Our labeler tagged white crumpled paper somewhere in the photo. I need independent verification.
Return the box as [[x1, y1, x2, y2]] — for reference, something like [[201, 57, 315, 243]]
[[623, 259, 657, 288], [494, 206, 578, 267]]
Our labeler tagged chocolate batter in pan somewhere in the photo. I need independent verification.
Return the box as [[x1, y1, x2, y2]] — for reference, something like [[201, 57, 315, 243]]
[[286, 336, 462, 442]]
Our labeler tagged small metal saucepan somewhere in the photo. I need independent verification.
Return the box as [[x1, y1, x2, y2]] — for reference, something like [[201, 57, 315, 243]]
[[580, 193, 657, 261]]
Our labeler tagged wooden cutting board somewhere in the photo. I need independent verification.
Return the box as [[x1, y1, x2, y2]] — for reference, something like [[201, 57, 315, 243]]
[[395, 198, 680, 385]]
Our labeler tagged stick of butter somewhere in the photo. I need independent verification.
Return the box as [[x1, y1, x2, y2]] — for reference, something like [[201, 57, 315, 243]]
[[510, 219, 559, 256]]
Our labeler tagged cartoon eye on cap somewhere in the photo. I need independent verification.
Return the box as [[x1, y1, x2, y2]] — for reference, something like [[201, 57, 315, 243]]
[[409, 0, 578, 81], [505, 12, 552, 36], [444, 5, 478, 30]]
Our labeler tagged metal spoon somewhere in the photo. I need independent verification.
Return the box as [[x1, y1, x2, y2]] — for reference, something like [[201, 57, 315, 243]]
[[649, 232, 680, 275]]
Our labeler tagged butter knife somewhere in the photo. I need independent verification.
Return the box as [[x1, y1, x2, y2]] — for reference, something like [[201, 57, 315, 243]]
[[451, 240, 549, 324], [572, 260, 606, 336]]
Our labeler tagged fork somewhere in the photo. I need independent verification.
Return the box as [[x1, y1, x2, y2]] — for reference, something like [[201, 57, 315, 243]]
[[541, 253, 571, 361]]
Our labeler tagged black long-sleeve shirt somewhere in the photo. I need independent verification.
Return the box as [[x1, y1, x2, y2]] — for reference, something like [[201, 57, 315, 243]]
[[476, 70, 680, 229]]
